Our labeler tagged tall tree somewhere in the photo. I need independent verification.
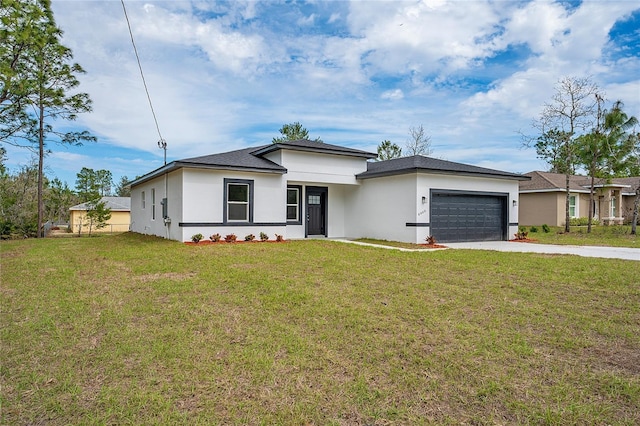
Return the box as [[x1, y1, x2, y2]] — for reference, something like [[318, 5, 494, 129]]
[[0, 0, 42, 143], [376, 140, 402, 161], [75, 167, 100, 200], [272, 122, 322, 143], [622, 130, 640, 235], [576, 98, 638, 232], [530, 76, 600, 233], [115, 175, 131, 197], [405, 124, 432, 156], [95, 169, 112, 196], [534, 128, 575, 174], [0, 0, 95, 237], [45, 177, 77, 224]]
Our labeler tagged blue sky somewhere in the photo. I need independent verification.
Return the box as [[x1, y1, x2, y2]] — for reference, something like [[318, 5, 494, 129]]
[[3, 0, 640, 188]]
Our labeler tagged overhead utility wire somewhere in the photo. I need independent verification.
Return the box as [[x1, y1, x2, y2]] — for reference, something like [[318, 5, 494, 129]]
[[120, 0, 167, 164]]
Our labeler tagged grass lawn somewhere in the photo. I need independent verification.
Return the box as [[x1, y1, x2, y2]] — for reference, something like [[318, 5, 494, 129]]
[[524, 225, 639, 248], [2, 233, 639, 424]]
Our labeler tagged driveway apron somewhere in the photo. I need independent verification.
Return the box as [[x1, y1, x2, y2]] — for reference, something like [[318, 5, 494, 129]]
[[445, 241, 640, 261]]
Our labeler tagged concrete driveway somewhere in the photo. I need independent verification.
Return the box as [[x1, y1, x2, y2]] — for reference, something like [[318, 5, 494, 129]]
[[445, 241, 640, 261]]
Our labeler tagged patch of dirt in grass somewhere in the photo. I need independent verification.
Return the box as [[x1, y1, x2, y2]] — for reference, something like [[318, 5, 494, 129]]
[[587, 342, 640, 375], [134, 272, 197, 283]]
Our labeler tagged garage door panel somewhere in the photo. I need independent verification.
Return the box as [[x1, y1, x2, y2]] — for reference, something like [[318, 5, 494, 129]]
[[431, 193, 506, 243]]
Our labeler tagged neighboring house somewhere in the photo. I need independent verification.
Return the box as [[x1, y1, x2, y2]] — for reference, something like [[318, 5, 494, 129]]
[[129, 140, 528, 243], [519, 171, 639, 226], [69, 196, 131, 233]]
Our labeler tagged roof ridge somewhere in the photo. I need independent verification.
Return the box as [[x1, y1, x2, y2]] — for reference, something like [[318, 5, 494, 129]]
[[536, 171, 559, 188]]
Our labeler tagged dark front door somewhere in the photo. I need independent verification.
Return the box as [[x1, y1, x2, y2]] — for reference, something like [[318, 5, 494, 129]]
[[306, 187, 327, 236]]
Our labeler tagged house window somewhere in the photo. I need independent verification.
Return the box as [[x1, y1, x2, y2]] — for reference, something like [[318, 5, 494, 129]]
[[141, 191, 146, 209], [569, 195, 577, 217], [151, 188, 156, 220], [287, 186, 301, 223], [224, 179, 253, 223], [308, 195, 321, 205], [611, 197, 616, 217]]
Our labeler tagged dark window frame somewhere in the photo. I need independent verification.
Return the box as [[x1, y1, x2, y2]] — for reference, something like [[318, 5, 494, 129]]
[[286, 185, 302, 225], [223, 178, 254, 224]]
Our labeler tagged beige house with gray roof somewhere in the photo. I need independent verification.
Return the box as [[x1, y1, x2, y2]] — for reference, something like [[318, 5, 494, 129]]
[[519, 171, 639, 226]]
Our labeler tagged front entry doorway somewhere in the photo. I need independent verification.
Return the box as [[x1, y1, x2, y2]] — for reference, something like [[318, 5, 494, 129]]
[[306, 186, 327, 237]]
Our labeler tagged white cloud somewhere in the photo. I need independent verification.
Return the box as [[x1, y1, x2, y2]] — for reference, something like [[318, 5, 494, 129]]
[[36, 0, 639, 186], [381, 89, 404, 101]]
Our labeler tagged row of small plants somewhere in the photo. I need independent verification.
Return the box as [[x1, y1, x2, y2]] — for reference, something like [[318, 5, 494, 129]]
[[514, 224, 551, 240], [568, 217, 601, 226], [191, 232, 284, 243]]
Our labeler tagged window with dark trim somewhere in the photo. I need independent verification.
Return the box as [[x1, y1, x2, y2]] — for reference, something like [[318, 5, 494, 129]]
[[286, 185, 302, 224], [141, 191, 146, 209], [224, 179, 254, 223], [151, 188, 156, 220]]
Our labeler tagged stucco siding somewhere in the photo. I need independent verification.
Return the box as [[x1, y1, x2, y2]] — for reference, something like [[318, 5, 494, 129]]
[[346, 174, 417, 243], [276, 151, 368, 185], [520, 191, 593, 226], [418, 174, 520, 242], [520, 192, 561, 226], [130, 173, 177, 239], [177, 169, 286, 241]]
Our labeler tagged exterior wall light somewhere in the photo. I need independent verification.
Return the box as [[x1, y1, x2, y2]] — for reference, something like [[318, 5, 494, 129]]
[[422, 196, 427, 204], [512, 200, 517, 207]]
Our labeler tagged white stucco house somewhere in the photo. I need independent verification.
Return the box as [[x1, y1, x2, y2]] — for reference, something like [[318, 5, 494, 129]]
[[129, 140, 529, 243]]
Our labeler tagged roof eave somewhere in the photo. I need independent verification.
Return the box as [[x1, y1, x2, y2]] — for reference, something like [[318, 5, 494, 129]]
[[519, 188, 591, 194], [130, 162, 287, 187], [358, 167, 530, 181], [252, 143, 377, 159]]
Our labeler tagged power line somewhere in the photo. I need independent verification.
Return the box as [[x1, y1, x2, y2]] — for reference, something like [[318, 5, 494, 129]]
[[120, 0, 167, 164]]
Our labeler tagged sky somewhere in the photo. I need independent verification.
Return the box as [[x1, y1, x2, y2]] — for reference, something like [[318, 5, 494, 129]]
[[3, 0, 640, 188]]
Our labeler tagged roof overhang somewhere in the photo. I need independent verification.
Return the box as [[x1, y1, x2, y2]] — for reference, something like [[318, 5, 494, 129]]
[[520, 188, 591, 194], [358, 167, 531, 181], [129, 161, 287, 187], [252, 142, 377, 159]]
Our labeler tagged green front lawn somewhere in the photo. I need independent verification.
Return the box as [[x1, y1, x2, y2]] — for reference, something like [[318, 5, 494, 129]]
[[524, 225, 639, 248], [2, 234, 639, 424]]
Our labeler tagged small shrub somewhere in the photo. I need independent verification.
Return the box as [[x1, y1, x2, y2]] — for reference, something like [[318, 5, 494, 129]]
[[259, 232, 269, 242], [210, 233, 221, 242], [542, 224, 550, 233], [425, 235, 437, 245], [514, 227, 529, 240], [244, 233, 255, 242], [191, 233, 204, 243], [529, 225, 538, 233], [275, 234, 284, 242], [568, 217, 600, 226], [224, 233, 237, 243]]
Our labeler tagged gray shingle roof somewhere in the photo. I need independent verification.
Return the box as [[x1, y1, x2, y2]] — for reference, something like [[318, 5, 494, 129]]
[[520, 171, 639, 193], [70, 196, 131, 211], [130, 140, 375, 187], [178, 146, 287, 172], [357, 155, 529, 180], [251, 139, 377, 159]]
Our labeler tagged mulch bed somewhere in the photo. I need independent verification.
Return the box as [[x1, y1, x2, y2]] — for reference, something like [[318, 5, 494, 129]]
[[417, 244, 448, 249], [185, 240, 285, 245]]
